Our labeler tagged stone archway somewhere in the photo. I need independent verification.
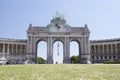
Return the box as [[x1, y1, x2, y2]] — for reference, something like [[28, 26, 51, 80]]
[[53, 41, 63, 64], [70, 41, 80, 63], [37, 40, 47, 63], [26, 14, 91, 64], [69, 38, 82, 63]]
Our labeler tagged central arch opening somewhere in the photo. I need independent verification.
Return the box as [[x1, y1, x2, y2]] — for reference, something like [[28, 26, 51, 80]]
[[53, 41, 63, 64]]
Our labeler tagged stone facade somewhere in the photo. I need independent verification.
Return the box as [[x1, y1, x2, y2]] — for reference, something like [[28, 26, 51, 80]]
[[26, 17, 90, 64], [90, 38, 120, 63], [0, 17, 120, 64], [0, 38, 27, 64]]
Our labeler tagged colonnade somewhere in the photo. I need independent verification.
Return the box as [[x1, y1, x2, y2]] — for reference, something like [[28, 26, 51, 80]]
[[90, 42, 120, 62], [91, 43, 120, 54], [0, 43, 26, 55]]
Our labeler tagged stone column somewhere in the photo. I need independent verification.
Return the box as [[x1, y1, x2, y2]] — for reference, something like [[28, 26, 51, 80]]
[[80, 36, 91, 64], [7, 44, 9, 53], [115, 43, 117, 53], [7, 44, 10, 60], [86, 36, 91, 64], [3, 43, 5, 57], [16, 44, 18, 54], [32, 37, 36, 55], [107, 44, 109, 54], [103, 45, 104, 54], [80, 37, 83, 55], [80, 37, 84, 63], [20, 45, 22, 54], [63, 37, 70, 63], [26, 36, 36, 63], [27, 36, 33, 54], [12, 44, 13, 54], [98, 45, 100, 54], [47, 37, 53, 64], [111, 44, 113, 53], [94, 45, 96, 54], [27, 36, 30, 53], [32, 36, 37, 63]]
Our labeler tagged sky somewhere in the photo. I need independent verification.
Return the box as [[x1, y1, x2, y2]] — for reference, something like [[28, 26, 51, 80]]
[[0, 0, 120, 63]]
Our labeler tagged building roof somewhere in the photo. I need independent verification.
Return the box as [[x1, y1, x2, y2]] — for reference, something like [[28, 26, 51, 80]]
[[90, 38, 120, 43], [0, 38, 27, 42]]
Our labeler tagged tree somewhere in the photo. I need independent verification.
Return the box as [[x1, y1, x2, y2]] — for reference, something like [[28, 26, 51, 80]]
[[70, 55, 79, 63], [37, 57, 46, 64]]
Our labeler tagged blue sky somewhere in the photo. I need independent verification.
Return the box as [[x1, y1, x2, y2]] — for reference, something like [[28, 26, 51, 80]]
[[1, 0, 120, 39], [1, 0, 120, 63]]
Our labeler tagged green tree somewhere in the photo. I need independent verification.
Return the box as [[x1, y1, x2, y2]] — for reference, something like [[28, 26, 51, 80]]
[[70, 55, 79, 63], [37, 57, 46, 64]]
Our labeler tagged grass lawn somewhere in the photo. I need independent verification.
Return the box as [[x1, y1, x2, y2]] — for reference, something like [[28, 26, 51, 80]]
[[0, 64, 120, 80]]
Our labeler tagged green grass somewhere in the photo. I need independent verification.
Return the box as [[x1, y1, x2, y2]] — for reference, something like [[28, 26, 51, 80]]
[[0, 64, 120, 80]]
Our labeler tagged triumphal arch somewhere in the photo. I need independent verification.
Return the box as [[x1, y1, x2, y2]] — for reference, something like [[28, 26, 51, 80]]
[[26, 13, 91, 64]]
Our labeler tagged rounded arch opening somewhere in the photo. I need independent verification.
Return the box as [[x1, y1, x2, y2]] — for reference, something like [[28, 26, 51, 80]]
[[70, 40, 80, 63], [37, 41, 47, 64], [53, 41, 63, 64]]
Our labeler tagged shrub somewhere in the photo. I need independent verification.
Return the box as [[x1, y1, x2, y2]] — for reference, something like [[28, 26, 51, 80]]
[[70, 55, 79, 63], [37, 57, 46, 64], [104, 60, 120, 64]]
